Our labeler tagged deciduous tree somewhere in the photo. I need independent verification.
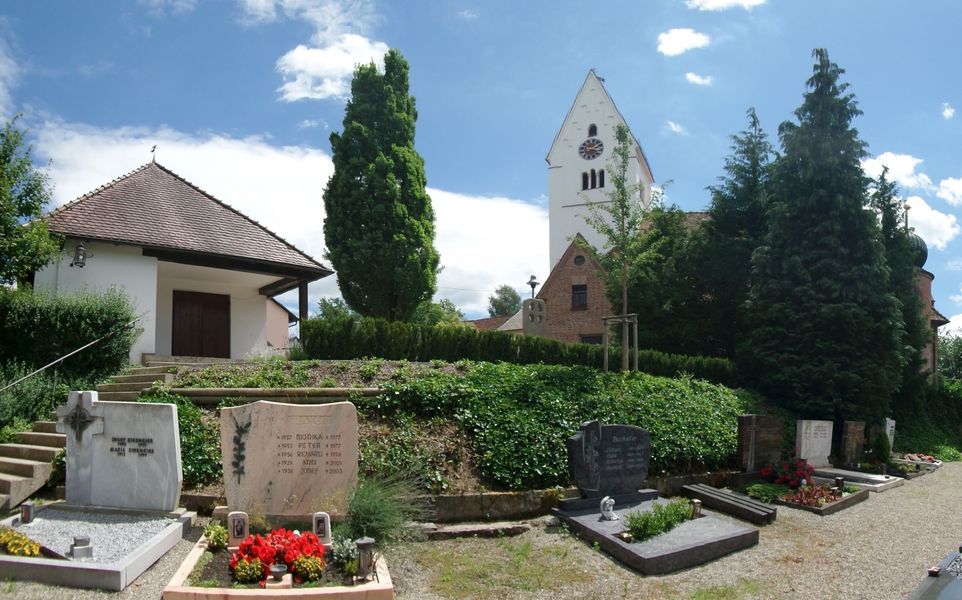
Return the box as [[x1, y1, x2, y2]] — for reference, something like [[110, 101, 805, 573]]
[[487, 284, 522, 316]]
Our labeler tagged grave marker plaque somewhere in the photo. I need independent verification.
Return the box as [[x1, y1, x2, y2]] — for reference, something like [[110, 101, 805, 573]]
[[55, 391, 182, 512], [796, 419, 833, 468], [566, 420, 650, 498], [885, 418, 896, 449], [220, 401, 358, 517], [736, 414, 783, 472], [839, 421, 866, 466]]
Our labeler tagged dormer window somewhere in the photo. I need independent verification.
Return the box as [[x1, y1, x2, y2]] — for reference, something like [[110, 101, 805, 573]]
[[588, 124, 597, 137]]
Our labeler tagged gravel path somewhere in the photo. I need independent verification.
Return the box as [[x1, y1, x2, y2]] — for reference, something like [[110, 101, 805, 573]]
[[4, 464, 962, 599]]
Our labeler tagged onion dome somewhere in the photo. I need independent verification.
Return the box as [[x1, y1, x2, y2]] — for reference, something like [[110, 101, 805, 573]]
[[909, 231, 928, 268]]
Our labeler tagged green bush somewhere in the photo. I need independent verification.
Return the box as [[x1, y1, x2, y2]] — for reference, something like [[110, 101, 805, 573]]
[[138, 385, 221, 487], [744, 482, 790, 503], [375, 362, 745, 490], [0, 288, 137, 382], [0, 361, 97, 428], [300, 316, 735, 385], [203, 522, 228, 551], [890, 376, 962, 458], [344, 474, 428, 545], [624, 499, 691, 542]]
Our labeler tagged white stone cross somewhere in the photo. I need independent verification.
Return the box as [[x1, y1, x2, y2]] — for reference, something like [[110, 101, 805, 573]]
[[55, 391, 105, 506]]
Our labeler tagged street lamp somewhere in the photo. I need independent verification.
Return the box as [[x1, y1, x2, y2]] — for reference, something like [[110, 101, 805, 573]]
[[527, 275, 539, 299]]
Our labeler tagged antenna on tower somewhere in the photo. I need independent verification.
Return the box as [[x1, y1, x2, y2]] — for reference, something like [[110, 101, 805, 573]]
[[151, 145, 157, 162], [903, 201, 911, 231]]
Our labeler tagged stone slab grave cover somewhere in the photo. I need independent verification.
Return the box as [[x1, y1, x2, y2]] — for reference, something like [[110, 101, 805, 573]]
[[795, 419, 833, 469], [220, 401, 358, 517], [55, 390, 182, 511], [839, 421, 866, 467], [554, 420, 757, 575], [736, 414, 783, 472]]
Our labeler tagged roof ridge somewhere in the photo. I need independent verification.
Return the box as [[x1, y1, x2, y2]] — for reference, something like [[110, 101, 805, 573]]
[[149, 162, 329, 273], [45, 162, 153, 219]]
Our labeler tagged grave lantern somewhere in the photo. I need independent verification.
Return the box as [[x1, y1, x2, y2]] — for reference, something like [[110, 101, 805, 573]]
[[355, 536, 376, 580]]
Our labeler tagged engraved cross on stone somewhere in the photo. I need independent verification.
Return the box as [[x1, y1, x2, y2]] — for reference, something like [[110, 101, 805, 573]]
[[56, 391, 105, 446]]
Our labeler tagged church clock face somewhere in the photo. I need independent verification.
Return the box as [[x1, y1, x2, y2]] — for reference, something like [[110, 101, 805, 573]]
[[578, 137, 604, 160]]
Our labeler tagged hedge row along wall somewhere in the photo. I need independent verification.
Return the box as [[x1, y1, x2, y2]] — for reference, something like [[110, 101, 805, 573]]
[[300, 316, 735, 386]]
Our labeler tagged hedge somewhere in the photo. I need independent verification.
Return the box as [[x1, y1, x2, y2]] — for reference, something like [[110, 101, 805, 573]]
[[300, 316, 735, 386], [0, 287, 137, 381], [371, 362, 746, 490]]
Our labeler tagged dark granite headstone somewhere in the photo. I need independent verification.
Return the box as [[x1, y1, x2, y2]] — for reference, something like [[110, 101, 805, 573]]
[[839, 421, 866, 466], [736, 415, 783, 472], [566, 421, 650, 498]]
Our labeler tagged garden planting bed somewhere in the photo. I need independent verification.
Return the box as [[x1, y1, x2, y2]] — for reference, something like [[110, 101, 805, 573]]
[[163, 535, 393, 600], [772, 488, 869, 516]]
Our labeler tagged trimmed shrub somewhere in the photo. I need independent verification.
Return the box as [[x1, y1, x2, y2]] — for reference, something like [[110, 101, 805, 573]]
[[301, 316, 734, 385], [624, 500, 691, 541], [0, 288, 137, 381]]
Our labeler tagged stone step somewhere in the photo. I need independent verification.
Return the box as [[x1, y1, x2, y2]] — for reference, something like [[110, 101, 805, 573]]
[[110, 373, 172, 384], [0, 443, 61, 462], [97, 382, 153, 393], [95, 391, 143, 402], [0, 472, 37, 508], [143, 354, 239, 366], [32, 421, 58, 434], [0, 456, 52, 479], [126, 366, 174, 376], [15, 432, 66, 449]]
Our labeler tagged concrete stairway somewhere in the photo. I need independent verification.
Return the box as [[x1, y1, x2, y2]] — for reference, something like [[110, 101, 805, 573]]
[[0, 421, 63, 509], [95, 366, 174, 401], [142, 353, 242, 369]]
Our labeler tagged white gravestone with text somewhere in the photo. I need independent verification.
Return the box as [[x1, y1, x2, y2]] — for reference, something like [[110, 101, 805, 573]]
[[795, 419, 833, 468], [220, 401, 358, 517], [885, 418, 896, 449], [55, 391, 182, 512]]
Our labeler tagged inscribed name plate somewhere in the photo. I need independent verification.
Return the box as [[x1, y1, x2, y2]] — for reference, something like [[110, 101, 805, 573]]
[[566, 420, 650, 498], [220, 401, 358, 516], [55, 391, 182, 512], [795, 419, 833, 468]]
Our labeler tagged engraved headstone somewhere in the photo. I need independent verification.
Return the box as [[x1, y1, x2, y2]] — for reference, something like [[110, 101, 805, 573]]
[[566, 420, 650, 498], [55, 391, 182, 511], [227, 511, 249, 548], [220, 401, 359, 517], [522, 298, 546, 336], [795, 420, 833, 468], [885, 418, 896, 449], [312, 511, 332, 544], [839, 421, 866, 466], [736, 414, 783, 472]]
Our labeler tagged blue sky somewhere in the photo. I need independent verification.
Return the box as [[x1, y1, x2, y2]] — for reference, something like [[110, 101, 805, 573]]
[[4, 0, 962, 326]]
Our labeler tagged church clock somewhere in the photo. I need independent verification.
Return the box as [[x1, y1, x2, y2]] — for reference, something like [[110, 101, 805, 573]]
[[578, 137, 604, 160]]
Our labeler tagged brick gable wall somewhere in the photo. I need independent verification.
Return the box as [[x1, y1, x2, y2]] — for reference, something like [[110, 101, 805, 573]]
[[537, 241, 612, 344]]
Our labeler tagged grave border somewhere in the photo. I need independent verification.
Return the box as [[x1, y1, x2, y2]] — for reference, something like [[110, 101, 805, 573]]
[[772, 488, 869, 516]]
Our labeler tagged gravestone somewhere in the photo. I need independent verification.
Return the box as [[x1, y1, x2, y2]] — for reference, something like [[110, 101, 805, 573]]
[[795, 420, 833, 468], [885, 418, 896, 449], [736, 414, 783, 472], [227, 511, 249, 548], [566, 420, 650, 498], [522, 299, 546, 336], [839, 421, 866, 466], [55, 391, 182, 512], [312, 511, 332, 545], [220, 401, 358, 517]]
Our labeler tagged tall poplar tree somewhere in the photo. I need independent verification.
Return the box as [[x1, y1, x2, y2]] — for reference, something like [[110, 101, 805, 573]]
[[323, 50, 439, 321], [697, 108, 772, 358], [744, 49, 903, 423]]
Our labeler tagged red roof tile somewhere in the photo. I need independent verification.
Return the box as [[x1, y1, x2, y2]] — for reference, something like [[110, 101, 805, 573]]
[[45, 162, 330, 277], [467, 315, 512, 330]]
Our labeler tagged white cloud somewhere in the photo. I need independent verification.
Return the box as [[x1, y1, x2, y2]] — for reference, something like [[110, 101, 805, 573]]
[[903, 195, 960, 250], [657, 28, 710, 56], [32, 120, 546, 318], [666, 120, 688, 135], [0, 34, 18, 119], [240, 1, 389, 102], [943, 314, 962, 336], [685, 0, 765, 10], [297, 119, 325, 129], [861, 152, 934, 192], [276, 35, 389, 101], [456, 9, 479, 20], [943, 102, 955, 120], [937, 177, 962, 206], [139, 0, 197, 16], [685, 72, 712, 86], [947, 257, 962, 271]]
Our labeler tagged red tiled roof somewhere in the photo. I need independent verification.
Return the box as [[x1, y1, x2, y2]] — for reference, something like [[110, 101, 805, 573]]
[[467, 315, 512, 331], [45, 162, 331, 277]]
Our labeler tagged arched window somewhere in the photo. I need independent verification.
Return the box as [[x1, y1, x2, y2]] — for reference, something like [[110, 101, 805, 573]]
[[590, 169, 597, 189], [599, 169, 605, 188], [588, 124, 597, 137], [581, 172, 589, 190]]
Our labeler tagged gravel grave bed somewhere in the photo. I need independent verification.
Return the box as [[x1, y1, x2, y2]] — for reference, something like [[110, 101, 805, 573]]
[[14, 509, 176, 564]]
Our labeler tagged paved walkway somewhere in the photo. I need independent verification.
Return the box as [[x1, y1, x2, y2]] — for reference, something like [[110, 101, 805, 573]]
[[5, 463, 962, 599]]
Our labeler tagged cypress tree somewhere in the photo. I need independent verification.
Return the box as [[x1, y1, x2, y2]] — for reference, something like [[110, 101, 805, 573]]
[[323, 50, 439, 321], [744, 49, 903, 423]]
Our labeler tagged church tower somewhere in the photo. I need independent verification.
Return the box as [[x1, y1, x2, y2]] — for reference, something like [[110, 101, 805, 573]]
[[546, 70, 655, 268]]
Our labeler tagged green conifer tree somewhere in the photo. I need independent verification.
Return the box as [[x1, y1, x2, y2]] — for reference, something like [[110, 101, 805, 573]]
[[323, 50, 439, 321], [744, 49, 903, 422]]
